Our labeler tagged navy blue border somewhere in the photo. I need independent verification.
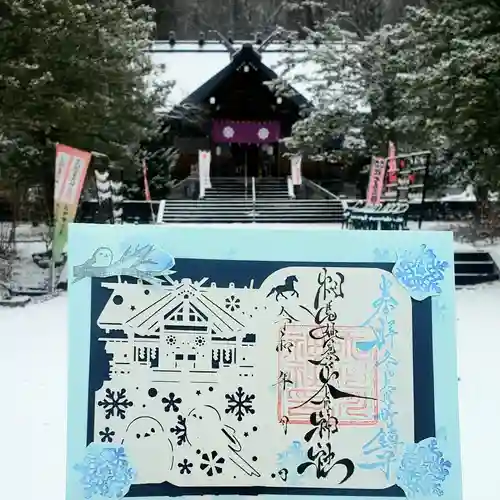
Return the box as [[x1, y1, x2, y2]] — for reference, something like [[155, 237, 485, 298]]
[[87, 260, 435, 497]]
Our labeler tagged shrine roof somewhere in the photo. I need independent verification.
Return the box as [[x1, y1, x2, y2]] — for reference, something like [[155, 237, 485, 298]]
[[147, 41, 316, 109]]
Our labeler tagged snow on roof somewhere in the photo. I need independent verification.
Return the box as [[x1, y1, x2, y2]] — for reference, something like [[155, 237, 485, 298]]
[[147, 41, 368, 113], [148, 43, 232, 106], [147, 41, 317, 106]]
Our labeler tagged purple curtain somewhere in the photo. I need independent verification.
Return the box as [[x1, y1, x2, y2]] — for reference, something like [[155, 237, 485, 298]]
[[212, 120, 281, 144]]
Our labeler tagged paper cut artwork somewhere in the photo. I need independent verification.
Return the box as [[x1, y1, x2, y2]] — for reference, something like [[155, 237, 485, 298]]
[[67, 224, 462, 500]]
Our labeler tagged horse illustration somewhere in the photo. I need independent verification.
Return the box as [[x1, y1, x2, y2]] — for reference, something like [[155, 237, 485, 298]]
[[266, 275, 299, 301]]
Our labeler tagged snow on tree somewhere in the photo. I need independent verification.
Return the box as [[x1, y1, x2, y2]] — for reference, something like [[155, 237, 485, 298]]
[[270, 9, 411, 163], [388, 1, 500, 195]]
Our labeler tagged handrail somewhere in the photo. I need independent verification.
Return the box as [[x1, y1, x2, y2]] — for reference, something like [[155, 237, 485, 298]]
[[251, 176, 256, 223], [302, 177, 347, 210], [167, 176, 195, 199]]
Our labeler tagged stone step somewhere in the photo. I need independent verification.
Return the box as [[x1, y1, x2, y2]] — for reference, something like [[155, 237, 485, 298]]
[[161, 217, 342, 223], [165, 198, 342, 202], [161, 204, 344, 212], [161, 214, 344, 221], [163, 205, 344, 211]]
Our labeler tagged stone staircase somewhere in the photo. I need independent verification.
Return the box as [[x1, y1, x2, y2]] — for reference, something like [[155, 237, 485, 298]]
[[157, 177, 345, 224], [454, 251, 499, 287]]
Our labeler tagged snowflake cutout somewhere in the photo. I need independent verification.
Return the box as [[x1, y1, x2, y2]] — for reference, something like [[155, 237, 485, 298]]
[[392, 244, 449, 301], [178, 458, 193, 474], [396, 437, 452, 497], [223, 126, 235, 139], [258, 127, 270, 140], [74, 443, 135, 499], [200, 450, 225, 476], [225, 295, 241, 312], [98, 389, 133, 419], [162, 392, 182, 412], [170, 415, 188, 445], [194, 335, 206, 347], [225, 387, 255, 421], [99, 427, 115, 443]]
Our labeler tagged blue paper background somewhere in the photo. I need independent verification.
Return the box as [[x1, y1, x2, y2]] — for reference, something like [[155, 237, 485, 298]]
[[66, 223, 462, 500]]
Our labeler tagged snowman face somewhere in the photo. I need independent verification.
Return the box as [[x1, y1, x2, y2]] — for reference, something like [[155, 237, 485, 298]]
[[125, 416, 164, 442]]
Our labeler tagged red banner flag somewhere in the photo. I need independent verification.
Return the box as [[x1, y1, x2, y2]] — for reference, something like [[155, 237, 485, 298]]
[[388, 141, 397, 183], [143, 160, 151, 202]]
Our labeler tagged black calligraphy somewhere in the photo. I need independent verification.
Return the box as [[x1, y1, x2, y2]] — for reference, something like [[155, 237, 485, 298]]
[[279, 306, 298, 322], [278, 468, 288, 482], [297, 442, 354, 482], [304, 410, 339, 443], [274, 370, 293, 392], [296, 268, 355, 484], [276, 324, 294, 353], [280, 415, 289, 435], [313, 268, 345, 310]]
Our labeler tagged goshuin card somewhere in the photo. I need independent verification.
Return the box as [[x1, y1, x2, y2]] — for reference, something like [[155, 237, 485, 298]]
[[66, 223, 462, 500]]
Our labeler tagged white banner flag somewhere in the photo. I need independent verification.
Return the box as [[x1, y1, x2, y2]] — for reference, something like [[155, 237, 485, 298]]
[[198, 150, 212, 198], [291, 155, 302, 185]]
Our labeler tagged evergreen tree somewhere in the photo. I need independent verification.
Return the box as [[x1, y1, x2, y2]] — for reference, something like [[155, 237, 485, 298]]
[[389, 1, 500, 195], [0, 0, 172, 210], [271, 8, 408, 162]]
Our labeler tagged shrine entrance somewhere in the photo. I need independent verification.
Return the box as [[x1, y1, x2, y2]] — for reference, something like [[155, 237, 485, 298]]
[[226, 143, 278, 177], [211, 120, 281, 178]]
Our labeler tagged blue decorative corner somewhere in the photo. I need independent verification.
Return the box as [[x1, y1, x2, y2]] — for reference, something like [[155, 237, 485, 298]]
[[392, 245, 449, 301], [74, 443, 135, 499], [396, 437, 452, 498], [72, 243, 175, 284]]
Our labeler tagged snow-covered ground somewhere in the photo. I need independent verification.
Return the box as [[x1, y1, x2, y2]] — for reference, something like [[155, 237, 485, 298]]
[[0, 283, 499, 499]]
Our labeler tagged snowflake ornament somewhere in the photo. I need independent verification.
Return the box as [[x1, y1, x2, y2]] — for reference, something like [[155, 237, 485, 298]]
[[162, 392, 182, 412], [98, 388, 133, 419], [258, 127, 270, 140], [170, 415, 188, 445], [178, 458, 193, 474], [392, 244, 449, 301], [99, 427, 115, 443], [74, 443, 135, 499], [396, 437, 452, 497], [222, 126, 235, 139], [225, 387, 255, 421], [200, 450, 225, 476], [225, 295, 241, 312]]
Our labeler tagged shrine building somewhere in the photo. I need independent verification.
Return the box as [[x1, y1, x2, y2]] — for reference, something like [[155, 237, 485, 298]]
[[148, 34, 347, 181]]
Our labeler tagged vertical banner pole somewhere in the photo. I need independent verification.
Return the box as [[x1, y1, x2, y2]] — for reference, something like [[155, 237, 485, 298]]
[[51, 144, 91, 292], [418, 153, 431, 229], [49, 260, 56, 293], [244, 150, 248, 201], [142, 159, 155, 223]]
